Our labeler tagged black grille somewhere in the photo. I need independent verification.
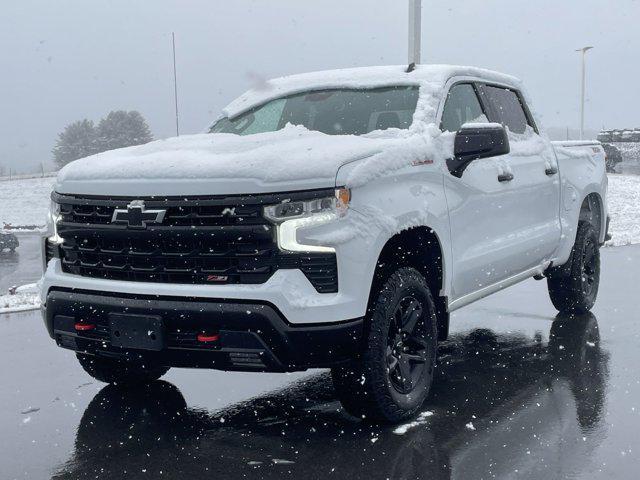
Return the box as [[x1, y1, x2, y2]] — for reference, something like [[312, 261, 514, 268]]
[[60, 202, 265, 227], [53, 192, 338, 293]]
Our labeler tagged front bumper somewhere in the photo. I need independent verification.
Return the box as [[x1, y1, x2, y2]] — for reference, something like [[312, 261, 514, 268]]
[[41, 259, 365, 325], [45, 289, 363, 372]]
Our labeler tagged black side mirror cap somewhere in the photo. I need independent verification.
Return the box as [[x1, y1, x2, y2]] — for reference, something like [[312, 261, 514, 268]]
[[447, 124, 510, 178]]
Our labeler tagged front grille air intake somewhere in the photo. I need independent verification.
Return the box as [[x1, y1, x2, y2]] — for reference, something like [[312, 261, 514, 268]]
[[52, 191, 338, 293]]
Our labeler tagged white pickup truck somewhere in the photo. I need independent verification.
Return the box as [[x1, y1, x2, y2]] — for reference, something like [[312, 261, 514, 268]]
[[41, 65, 608, 423]]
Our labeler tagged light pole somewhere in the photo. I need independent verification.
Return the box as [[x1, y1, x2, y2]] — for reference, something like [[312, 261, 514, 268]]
[[576, 46, 593, 140], [172, 32, 180, 137], [408, 0, 422, 66]]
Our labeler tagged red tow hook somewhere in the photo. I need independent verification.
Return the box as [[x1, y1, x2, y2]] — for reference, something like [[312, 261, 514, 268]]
[[197, 333, 220, 343], [74, 322, 96, 332]]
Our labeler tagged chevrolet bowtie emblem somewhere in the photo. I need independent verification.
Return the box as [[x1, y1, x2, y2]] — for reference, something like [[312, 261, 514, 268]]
[[111, 200, 166, 229]]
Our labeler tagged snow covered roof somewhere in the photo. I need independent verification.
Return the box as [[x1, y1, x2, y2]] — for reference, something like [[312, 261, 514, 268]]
[[223, 64, 522, 118]]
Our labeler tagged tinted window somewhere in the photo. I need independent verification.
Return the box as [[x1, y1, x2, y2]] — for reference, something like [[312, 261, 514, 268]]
[[440, 84, 488, 132], [481, 86, 532, 134], [210, 86, 419, 136]]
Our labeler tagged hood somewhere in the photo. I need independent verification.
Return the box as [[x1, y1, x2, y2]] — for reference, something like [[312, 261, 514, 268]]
[[55, 124, 397, 197]]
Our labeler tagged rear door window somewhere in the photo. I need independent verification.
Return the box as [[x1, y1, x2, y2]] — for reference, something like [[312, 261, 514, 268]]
[[479, 85, 534, 134]]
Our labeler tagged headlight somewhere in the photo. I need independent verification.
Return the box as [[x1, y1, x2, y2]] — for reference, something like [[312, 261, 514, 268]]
[[264, 188, 350, 252]]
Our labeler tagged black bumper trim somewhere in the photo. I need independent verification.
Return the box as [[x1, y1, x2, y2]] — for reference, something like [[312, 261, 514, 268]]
[[45, 289, 363, 372]]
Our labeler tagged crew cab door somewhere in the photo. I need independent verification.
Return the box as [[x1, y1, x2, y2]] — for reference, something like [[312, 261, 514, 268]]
[[440, 82, 520, 301], [476, 84, 562, 272], [441, 82, 561, 303]]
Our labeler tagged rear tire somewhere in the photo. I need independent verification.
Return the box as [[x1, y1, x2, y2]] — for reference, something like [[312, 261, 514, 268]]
[[332, 267, 437, 423], [547, 221, 600, 314], [76, 353, 169, 386]]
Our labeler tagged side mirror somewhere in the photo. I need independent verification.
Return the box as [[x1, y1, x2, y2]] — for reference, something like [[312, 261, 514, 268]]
[[447, 124, 510, 178]]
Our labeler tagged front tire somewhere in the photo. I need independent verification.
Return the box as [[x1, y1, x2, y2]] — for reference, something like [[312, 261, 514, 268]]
[[76, 353, 169, 386], [547, 221, 600, 314], [332, 267, 437, 423]]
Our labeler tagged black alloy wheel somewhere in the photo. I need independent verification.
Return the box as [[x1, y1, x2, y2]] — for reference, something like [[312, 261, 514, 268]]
[[386, 296, 432, 395], [332, 267, 438, 423]]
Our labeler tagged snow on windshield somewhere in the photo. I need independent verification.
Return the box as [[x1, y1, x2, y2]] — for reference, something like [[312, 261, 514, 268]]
[[210, 86, 419, 137]]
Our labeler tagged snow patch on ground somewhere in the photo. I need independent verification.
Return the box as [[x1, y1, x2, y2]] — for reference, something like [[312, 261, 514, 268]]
[[606, 174, 640, 247], [393, 410, 434, 435], [0, 176, 55, 230], [0, 283, 41, 314]]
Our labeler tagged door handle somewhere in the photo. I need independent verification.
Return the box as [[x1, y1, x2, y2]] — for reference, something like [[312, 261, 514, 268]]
[[545, 167, 558, 176], [498, 173, 514, 182]]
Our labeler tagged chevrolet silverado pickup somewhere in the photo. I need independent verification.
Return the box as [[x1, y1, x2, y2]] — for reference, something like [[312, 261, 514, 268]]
[[41, 65, 608, 423]]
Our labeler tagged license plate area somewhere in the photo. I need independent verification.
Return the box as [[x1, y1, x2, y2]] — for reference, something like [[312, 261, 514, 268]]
[[109, 314, 165, 351]]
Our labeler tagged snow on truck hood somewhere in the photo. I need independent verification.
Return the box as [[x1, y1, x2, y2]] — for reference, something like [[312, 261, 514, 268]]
[[56, 64, 520, 197], [56, 125, 409, 196]]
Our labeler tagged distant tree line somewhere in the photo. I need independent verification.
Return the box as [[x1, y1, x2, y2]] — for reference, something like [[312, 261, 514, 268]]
[[52, 110, 153, 169]]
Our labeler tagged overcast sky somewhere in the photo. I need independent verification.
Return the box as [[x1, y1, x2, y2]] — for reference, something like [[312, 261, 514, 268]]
[[2, 0, 638, 173]]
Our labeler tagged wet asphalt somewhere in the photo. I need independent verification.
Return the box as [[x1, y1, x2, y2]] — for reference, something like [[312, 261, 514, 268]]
[[0, 234, 42, 292], [1, 238, 639, 479]]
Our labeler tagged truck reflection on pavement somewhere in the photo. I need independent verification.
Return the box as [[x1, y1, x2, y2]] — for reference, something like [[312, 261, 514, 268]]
[[53, 313, 607, 480]]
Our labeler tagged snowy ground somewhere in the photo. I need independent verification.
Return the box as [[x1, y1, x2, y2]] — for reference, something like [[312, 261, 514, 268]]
[[0, 176, 56, 230], [615, 143, 640, 175], [0, 283, 40, 314], [0, 173, 638, 243], [606, 174, 640, 246]]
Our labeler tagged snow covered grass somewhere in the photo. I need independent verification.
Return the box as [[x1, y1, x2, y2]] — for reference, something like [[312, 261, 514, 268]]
[[606, 174, 640, 247], [0, 176, 55, 230], [0, 283, 40, 314], [0, 172, 56, 182]]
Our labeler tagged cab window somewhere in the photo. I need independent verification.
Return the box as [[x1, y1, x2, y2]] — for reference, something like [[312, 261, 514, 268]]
[[440, 84, 488, 132], [480, 85, 534, 134]]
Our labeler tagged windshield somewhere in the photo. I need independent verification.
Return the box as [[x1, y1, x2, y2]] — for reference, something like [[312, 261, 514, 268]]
[[210, 86, 419, 136]]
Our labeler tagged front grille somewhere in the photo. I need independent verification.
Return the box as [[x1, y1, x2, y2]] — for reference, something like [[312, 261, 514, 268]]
[[61, 202, 265, 227], [53, 192, 338, 293]]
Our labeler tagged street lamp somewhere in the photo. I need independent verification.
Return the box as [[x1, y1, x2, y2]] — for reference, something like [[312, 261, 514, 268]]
[[408, 0, 422, 66], [576, 46, 594, 140]]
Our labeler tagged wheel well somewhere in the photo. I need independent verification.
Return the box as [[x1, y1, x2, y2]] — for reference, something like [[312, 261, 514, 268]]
[[579, 193, 603, 239], [368, 227, 449, 341]]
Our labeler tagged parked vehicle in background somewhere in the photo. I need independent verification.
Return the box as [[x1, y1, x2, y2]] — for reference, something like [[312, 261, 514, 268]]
[[602, 143, 623, 172], [0, 231, 19, 253], [41, 65, 609, 423]]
